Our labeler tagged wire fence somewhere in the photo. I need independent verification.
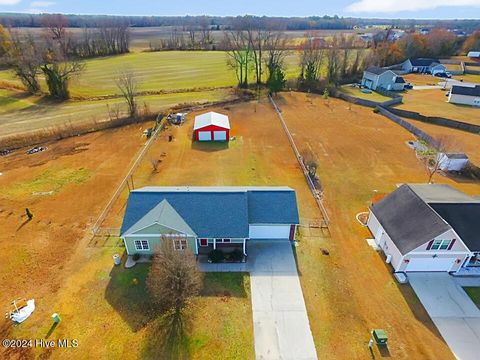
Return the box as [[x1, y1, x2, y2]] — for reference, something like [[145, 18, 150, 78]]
[[91, 113, 166, 235], [269, 95, 330, 227]]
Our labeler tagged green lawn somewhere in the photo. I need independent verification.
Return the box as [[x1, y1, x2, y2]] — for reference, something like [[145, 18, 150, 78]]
[[339, 85, 392, 102], [463, 287, 480, 308], [0, 51, 302, 99]]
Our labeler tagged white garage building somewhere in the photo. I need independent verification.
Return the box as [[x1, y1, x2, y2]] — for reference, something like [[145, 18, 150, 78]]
[[367, 184, 480, 273]]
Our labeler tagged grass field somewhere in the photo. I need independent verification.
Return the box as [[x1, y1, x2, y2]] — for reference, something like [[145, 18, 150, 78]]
[[463, 287, 480, 308], [0, 51, 302, 99], [0, 88, 235, 139], [397, 88, 480, 126], [339, 85, 391, 102], [278, 92, 480, 359]]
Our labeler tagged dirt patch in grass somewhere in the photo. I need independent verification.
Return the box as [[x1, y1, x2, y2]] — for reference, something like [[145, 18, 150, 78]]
[[278, 91, 480, 359], [463, 287, 480, 308]]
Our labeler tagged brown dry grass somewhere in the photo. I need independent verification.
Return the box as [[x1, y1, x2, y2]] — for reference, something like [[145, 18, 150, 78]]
[[278, 92, 480, 359], [398, 88, 480, 126]]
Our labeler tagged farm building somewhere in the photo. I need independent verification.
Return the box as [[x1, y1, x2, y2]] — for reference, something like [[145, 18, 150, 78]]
[[402, 58, 447, 74], [120, 186, 299, 257], [437, 153, 469, 172], [367, 184, 480, 273], [193, 111, 230, 141], [448, 84, 480, 106], [467, 51, 480, 59], [361, 67, 406, 91]]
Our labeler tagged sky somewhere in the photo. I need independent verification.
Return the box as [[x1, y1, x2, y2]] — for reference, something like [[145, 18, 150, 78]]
[[1, 0, 480, 19]]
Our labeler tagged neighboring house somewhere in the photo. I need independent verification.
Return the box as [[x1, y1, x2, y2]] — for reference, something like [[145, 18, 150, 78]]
[[420, 28, 430, 35], [467, 51, 480, 59], [437, 153, 469, 172], [361, 67, 406, 91], [448, 84, 480, 106], [402, 58, 447, 74], [120, 186, 299, 257], [193, 111, 230, 141], [367, 184, 480, 273]]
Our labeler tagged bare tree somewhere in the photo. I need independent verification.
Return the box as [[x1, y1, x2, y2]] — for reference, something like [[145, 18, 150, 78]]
[[115, 69, 139, 118], [264, 31, 288, 84], [41, 14, 70, 54], [146, 237, 203, 312], [299, 34, 325, 89], [150, 158, 161, 172], [8, 31, 41, 93], [301, 149, 318, 179], [418, 136, 458, 183], [224, 30, 252, 87]]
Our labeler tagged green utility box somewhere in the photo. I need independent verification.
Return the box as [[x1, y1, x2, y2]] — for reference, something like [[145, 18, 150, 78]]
[[372, 329, 388, 345], [51, 313, 61, 323]]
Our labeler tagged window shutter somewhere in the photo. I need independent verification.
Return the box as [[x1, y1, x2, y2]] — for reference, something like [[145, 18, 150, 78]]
[[447, 239, 456, 250], [426, 240, 434, 250]]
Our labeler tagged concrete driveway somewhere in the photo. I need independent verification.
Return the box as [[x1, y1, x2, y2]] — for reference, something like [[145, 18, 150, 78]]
[[409, 273, 480, 360], [248, 241, 317, 360]]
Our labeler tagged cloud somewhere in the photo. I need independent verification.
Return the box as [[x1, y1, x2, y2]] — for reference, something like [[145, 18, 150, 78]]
[[0, 0, 22, 5], [346, 0, 480, 13], [30, 1, 55, 6]]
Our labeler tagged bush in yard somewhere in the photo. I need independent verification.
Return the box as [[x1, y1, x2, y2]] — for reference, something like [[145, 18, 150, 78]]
[[373, 108, 380, 113], [208, 249, 225, 263], [132, 253, 140, 261], [230, 249, 244, 262], [146, 238, 202, 312]]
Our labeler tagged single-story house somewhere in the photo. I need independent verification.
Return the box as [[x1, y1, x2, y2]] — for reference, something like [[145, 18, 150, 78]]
[[193, 111, 230, 142], [361, 67, 406, 91], [120, 186, 299, 257], [467, 51, 480, 59], [448, 84, 480, 106], [402, 58, 447, 74], [437, 153, 469, 172], [367, 184, 480, 273]]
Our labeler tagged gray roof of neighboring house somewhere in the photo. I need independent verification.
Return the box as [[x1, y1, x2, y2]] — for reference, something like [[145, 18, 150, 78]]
[[443, 153, 469, 160], [451, 84, 480, 97], [120, 186, 299, 238], [408, 183, 478, 204], [365, 66, 391, 76], [370, 184, 451, 254], [430, 203, 480, 252], [409, 58, 440, 67]]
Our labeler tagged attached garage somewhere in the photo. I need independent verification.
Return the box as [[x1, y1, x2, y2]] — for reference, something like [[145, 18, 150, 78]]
[[193, 112, 230, 142], [249, 225, 292, 239], [405, 257, 456, 272]]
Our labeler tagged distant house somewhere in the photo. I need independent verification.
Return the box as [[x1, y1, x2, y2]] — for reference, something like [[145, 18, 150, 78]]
[[420, 28, 430, 35], [361, 67, 406, 91], [437, 153, 469, 172], [448, 84, 480, 107], [402, 58, 447, 74], [193, 112, 230, 142], [367, 184, 480, 273], [467, 51, 480, 59], [120, 186, 300, 257]]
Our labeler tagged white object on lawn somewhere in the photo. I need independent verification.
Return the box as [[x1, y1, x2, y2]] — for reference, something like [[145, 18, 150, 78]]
[[10, 299, 35, 323]]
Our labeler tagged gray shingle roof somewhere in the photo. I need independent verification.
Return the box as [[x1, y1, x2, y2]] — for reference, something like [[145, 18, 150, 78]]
[[365, 66, 390, 75], [430, 203, 480, 252], [120, 187, 299, 238], [451, 84, 480, 97], [410, 58, 440, 67], [370, 184, 450, 254]]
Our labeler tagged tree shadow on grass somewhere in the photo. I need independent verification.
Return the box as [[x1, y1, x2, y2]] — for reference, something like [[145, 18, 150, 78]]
[[200, 272, 248, 298], [104, 263, 157, 332], [141, 309, 191, 360]]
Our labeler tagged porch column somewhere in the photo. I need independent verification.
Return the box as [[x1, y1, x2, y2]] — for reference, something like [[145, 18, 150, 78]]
[[195, 238, 198, 255], [213, 238, 216, 250], [243, 239, 246, 256]]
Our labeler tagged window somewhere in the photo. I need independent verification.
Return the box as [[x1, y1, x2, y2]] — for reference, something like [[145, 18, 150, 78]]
[[134, 240, 150, 251], [173, 238, 188, 251], [430, 239, 451, 250], [199, 238, 208, 247], [223, 238, 231, 243]]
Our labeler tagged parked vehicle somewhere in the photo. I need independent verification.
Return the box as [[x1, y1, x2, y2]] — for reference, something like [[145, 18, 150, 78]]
[[26, 146, 46, 155], [404, 83, 413, 89], [434, 72, 452, 78], [0, 149, 11, 156]]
